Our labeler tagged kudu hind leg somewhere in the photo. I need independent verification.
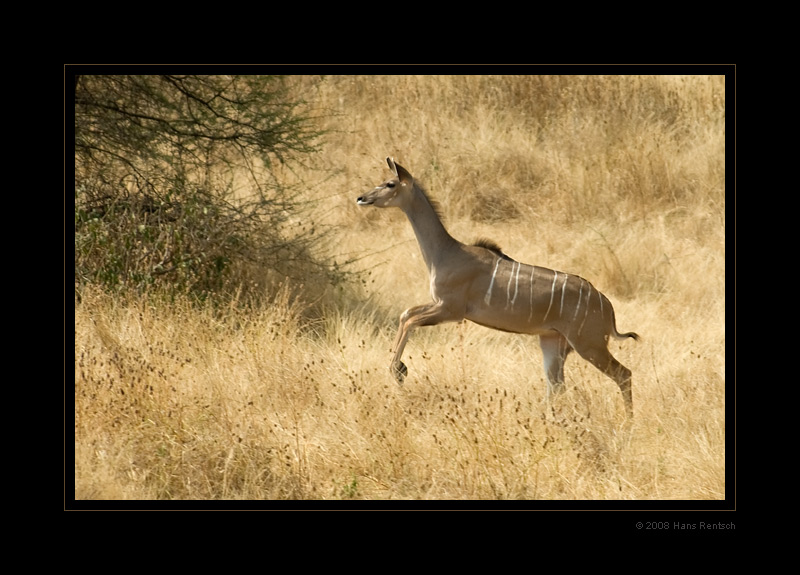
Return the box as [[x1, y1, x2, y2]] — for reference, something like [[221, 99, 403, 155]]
[[539, 332, 573, 399], [573, 342, 634, 417]]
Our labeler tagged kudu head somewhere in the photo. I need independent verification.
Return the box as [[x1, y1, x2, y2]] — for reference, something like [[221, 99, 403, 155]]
[[357, 157, 414, 209]]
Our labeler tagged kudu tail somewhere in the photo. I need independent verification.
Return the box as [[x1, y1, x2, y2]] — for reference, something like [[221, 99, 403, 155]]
[[611, 327, 640, 342], [607, 302, 639, 342]]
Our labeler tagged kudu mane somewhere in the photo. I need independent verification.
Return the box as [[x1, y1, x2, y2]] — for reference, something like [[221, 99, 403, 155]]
[[414, 180, 511, 261]]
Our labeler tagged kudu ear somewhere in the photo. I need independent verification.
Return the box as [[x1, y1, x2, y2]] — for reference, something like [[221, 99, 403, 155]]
[[386, 157, 413, 184], [393, 162, 413, 185]]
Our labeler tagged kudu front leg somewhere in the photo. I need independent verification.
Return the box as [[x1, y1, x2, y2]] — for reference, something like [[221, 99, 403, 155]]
[[390, 313, 409, 383], [390, 302, 456, 384]]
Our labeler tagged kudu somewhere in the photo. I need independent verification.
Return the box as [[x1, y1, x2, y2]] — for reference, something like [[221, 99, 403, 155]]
[[357, 158, 639, 416]]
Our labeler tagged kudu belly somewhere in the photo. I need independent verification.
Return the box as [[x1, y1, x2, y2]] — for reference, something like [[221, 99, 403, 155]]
[[464, 260, 610, 339]]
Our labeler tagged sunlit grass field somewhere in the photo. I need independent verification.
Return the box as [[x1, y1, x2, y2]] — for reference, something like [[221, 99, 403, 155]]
[[74, 75, 726, 500]]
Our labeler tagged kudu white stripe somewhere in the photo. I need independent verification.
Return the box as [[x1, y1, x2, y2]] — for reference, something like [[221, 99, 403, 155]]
[[507, 261, 521, 309], [485, 259, 501, 305], [543, 272, 558, 323], [357, 158, 639, 417]]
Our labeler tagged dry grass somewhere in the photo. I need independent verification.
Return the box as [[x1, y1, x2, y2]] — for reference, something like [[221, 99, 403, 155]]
[[73, 74, 727, 501]]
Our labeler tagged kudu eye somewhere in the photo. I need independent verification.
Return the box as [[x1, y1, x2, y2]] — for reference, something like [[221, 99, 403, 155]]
[[386, 182, 396, 188]]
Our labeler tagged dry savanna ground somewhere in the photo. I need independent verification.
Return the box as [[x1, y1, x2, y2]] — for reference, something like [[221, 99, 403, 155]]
[[74, 75, 727, 501]]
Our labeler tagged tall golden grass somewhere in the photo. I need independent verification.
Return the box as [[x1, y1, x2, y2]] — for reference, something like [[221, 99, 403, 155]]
[[73, 75, 726, 500]]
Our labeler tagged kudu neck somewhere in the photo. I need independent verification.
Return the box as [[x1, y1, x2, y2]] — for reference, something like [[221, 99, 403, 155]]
[[401, 183, 458, 269]]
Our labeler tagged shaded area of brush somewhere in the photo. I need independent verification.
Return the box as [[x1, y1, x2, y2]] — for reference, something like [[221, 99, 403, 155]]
[[74, 75, 347, 309]]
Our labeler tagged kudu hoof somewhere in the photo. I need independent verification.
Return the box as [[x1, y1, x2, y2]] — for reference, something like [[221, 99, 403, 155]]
[[391, 361, 408, 384]]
